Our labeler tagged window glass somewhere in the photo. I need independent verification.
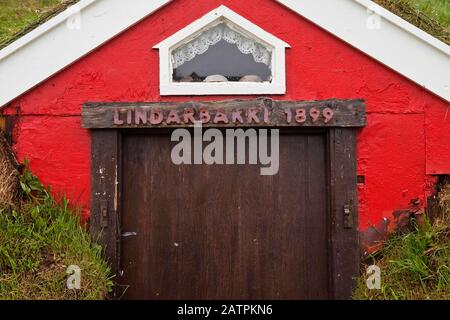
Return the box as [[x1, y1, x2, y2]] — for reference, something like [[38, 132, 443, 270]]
[[172, 23, 272, 83]]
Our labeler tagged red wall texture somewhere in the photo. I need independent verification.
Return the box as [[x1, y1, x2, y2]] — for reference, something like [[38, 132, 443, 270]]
[[2, 0, 449, 235]]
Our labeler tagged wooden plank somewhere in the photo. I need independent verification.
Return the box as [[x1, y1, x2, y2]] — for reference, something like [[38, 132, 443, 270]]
[[328, 128, 360, 299], [82, 98, 366, 129], [90, 130, 121, 298], [0, 116, 5, 132], [0, 115, 17, 145]]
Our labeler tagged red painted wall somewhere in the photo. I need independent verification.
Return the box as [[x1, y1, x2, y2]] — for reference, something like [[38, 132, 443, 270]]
[[2, 0, 449, 231]]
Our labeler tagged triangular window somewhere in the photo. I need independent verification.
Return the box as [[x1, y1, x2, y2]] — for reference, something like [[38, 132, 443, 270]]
[[154, 6, 289, 95]]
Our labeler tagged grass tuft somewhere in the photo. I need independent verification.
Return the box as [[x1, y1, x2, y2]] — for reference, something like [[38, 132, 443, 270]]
[[353, 178, 450, 300], [0, 160, 113, 300]]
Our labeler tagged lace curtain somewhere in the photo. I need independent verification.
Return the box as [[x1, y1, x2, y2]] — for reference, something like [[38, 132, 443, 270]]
[[172, 23, 272, 69]]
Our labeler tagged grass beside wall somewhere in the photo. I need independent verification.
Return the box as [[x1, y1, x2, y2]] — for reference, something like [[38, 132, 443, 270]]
[[353, 179, 450, 300], [0, 162, 112, 300]]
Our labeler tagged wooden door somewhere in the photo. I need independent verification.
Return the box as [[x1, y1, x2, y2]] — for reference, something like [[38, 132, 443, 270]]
[[119, 131, 329, 299]]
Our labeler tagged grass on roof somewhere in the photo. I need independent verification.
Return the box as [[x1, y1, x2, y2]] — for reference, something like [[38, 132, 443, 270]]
[[404, 0, 449, 28], [374, 0, 450, 44], [0, 0, 77, 48]]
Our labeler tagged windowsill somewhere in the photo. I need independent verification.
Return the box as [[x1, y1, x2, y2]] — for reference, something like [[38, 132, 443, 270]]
[[160, 82, 286, 96]]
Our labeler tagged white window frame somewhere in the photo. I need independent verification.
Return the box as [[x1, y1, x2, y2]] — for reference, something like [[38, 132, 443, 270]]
[[154, 5, 290, 96]]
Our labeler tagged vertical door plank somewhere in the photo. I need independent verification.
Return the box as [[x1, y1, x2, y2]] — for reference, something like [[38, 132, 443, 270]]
[[328, 128, 360, 299], [90, 130, 121, 297]]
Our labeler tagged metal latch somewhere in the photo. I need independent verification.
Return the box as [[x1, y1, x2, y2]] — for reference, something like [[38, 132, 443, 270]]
[[100, 200, 108, 228], [343, 204, 353, 229]]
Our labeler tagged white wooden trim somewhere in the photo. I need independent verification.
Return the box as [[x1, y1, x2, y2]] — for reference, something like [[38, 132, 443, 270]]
[[277, 0, 450, 101], [155, 5, 289, 96], [0, 0, 172, 107], [160, 83, 286, 96], [0, 0, 448, 107]]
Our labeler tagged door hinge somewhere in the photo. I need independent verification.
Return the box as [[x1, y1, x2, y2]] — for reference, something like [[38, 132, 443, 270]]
[[343, 204, 353, 229], [100, 200, 108, 228]]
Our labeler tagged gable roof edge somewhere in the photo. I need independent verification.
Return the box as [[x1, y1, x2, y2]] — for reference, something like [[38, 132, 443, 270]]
[[355, 0, 449, 54], [0, 0, 172, 108], [0, 0, 96, 60], [277, 0, 450, 102]]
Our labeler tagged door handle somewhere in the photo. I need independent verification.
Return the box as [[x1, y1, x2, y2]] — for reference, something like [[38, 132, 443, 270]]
[[100, 200, 108, 228], [344, 204, 353, 229]]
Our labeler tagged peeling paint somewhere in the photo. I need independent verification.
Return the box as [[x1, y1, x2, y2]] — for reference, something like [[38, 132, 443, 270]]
[[360, 198, 427, 256], [122, 232, 138, 238]]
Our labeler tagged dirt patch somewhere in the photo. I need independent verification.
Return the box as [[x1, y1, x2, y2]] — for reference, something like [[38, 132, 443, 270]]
[[0, 130, 20, 206]]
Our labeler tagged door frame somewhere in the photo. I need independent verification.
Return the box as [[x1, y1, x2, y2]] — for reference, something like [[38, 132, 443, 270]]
[[84, 98, 366, 299]]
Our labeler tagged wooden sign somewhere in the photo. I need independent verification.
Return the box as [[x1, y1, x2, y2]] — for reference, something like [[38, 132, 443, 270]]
[[82, 98, 366, 129]]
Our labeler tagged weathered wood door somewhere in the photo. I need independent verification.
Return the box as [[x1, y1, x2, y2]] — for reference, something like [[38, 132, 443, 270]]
[[120, 131, 328, 299], [85, 98, 365, 300]]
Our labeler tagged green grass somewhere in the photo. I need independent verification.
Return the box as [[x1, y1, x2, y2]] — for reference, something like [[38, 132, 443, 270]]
[[374, 0, 450, 44], [0, 0, 75, 47], [0, 162, 113, 300], [353, 180, 450, 300], [407, 0, 450, 28]]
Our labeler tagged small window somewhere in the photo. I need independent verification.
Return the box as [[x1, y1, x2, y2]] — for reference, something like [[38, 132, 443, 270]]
[[154, 6, 290, 96]]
